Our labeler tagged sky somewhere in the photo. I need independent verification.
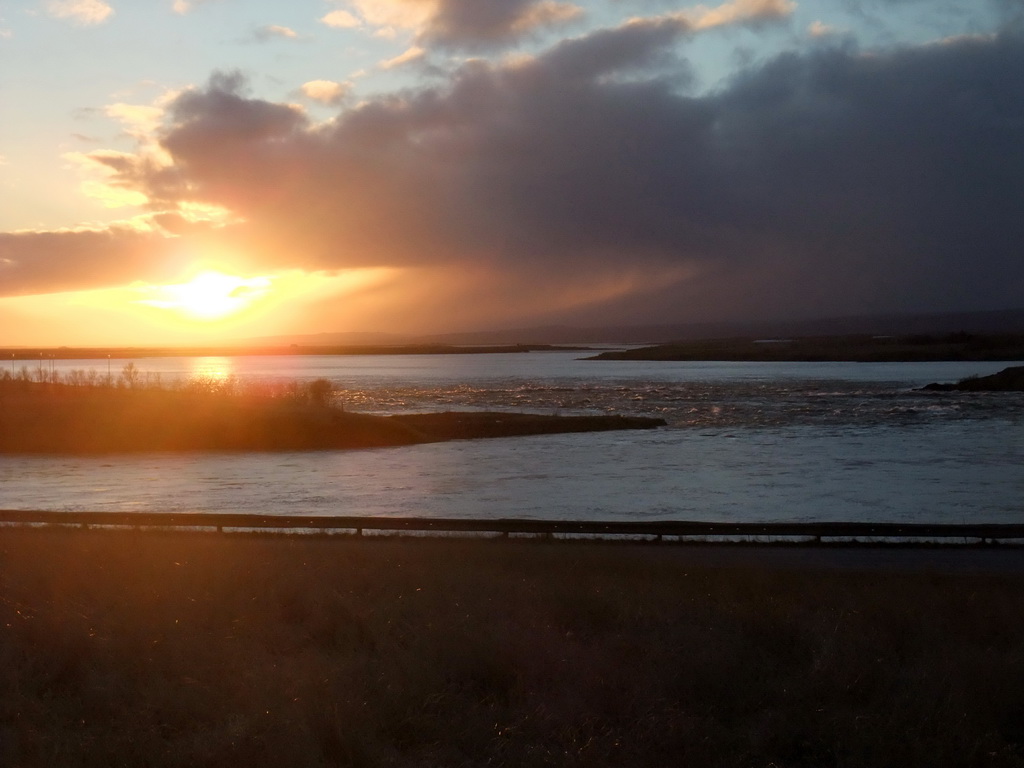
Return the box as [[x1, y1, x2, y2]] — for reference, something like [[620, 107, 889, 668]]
[[1, 0, 1022, 346]]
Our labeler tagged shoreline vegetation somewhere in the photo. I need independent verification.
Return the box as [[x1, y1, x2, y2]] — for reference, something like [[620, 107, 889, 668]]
[[0, 370, 663, 454], [3, 528, 1023, 767], [586, 332, 1024, 362]]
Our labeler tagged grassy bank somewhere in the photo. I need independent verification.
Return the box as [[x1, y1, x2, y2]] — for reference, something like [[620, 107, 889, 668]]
[[2, 529, 1023, 767], [0, 376, 662, 453]]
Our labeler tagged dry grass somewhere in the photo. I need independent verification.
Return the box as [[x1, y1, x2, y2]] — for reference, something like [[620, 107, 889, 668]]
[[0, 377, 660, 454], [0, 381, 423, 453], [2, 529, 1024, 767]]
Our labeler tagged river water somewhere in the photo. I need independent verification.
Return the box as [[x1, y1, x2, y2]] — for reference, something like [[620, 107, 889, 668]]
[[1, 352, 1021, 523]]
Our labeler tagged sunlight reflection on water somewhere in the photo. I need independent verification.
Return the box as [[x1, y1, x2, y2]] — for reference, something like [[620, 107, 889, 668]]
[[188, 356, 235, 380]]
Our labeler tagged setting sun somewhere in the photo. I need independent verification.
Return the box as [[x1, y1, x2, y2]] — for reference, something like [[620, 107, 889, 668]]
[[0, 268, 400, 346], [142, 271, 272, 320]]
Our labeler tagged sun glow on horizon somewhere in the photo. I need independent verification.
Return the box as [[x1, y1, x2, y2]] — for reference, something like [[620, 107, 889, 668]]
[[0, 266, 407, 346], [140, 271, 272, 320]]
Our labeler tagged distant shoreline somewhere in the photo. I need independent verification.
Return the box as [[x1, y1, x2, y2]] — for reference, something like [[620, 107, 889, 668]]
[[586, 332, 1024, 362], [5, 332, 1024, 363], [0, 343, 594, 361]]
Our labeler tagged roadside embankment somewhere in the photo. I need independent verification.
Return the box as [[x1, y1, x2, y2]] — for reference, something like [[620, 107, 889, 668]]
[[2, 527, 1023, 767]]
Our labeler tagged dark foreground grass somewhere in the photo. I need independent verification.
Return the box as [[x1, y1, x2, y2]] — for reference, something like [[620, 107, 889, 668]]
[[2, 530, 1024, 767]]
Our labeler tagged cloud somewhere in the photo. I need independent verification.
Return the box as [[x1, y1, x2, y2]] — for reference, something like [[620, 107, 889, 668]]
[[252, 24, 299, 41], [320, 0, 789, 49], [379, 45, 426, 68], [340, 0, 434, 30], [299, 79, 352, 105], [5, 26, 1024, 327], [677, 0, 795, 30], [321, 9, 361, 28], [46, 0, 113, 25], [172, 0, 217, 14], [540, 15, 694, 79], [324, 0, 583, 48], [0, 226, 177, 297], [417, 0, 583, 47], [105, 103, 165, 138], [61, 150, 151, 208], [808, 20, 837, 37]]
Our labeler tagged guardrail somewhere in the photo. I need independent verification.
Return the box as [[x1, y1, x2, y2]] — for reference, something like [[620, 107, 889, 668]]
[[1, 510, 1022, 544]]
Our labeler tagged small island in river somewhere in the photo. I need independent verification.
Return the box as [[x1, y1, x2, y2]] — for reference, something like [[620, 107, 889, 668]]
[[920, 365, 1024, 392], [0, 377, 663, 454]]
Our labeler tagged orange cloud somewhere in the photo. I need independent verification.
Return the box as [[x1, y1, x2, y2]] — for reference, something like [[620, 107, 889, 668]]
[[379, 46, 425, 69], [300, 80, 352, 105], [684, 0, 795, 30], [321, 9, 361, 28], [47, 0, 113, 25], [325, 0, 583, 48]]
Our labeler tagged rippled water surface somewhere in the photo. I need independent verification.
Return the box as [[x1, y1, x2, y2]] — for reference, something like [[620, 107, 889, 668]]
[[2, 353, 1021, 523]]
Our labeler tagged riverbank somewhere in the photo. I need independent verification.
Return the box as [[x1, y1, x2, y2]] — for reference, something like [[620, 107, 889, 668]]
[[2, 528, 1022, 767], [0, 379, 663, 454]]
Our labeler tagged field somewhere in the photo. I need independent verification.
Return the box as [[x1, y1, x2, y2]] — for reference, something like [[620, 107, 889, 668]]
[[3, 528, 1023, 767]]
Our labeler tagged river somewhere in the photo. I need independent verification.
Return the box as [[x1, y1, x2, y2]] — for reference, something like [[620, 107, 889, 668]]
[[1, 352, 1021, 523]]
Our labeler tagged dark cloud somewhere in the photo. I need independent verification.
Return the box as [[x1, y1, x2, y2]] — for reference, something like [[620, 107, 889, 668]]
[[993, 0, 1024, 31], [410, 0, 790, 48], [418, 0, 583, 48], [166, 71, 307, 151], [5, 22, 1023, 326], [541, 16, 691, 79], [0, 227, 179, 297]]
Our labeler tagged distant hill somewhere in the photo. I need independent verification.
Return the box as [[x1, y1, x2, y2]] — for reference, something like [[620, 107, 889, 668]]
[[236, 308, 1024, 348], [587, 333, 1024, 363]]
